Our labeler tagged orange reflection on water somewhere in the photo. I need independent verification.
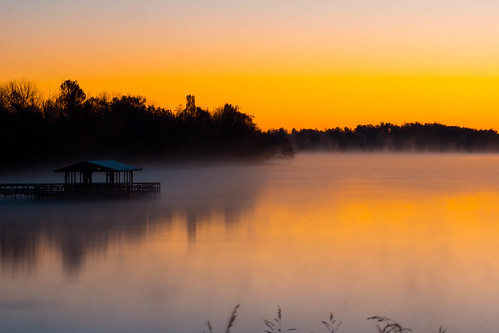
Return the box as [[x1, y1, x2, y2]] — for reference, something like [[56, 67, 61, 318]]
[[243, 169, 499, 331]]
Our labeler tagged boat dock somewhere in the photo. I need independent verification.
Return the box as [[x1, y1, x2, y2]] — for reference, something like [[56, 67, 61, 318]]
[[0, 160, 160, 199]]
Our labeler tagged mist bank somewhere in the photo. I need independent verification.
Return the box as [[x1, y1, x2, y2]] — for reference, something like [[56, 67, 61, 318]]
[[2, 79, 499, 170]]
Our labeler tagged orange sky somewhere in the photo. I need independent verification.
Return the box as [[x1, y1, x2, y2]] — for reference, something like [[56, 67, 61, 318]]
[[2, 0, 499, 130]]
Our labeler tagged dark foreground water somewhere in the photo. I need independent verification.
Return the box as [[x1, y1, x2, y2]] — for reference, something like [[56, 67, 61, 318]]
[[2, 154, 499, 333]]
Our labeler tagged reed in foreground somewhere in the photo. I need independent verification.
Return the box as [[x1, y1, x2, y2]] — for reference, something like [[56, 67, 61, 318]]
[[263, 306, 296, 333], [204, 304, 240, 333], [205, 305, 447, 333]]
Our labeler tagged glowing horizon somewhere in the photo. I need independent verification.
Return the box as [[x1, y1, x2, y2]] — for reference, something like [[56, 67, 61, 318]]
[[3, 0, 499, 130]]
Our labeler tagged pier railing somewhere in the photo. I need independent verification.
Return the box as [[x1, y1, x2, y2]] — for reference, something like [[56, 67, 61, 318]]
[[0, 183, 38, 197], [0, 182, 161, 199]]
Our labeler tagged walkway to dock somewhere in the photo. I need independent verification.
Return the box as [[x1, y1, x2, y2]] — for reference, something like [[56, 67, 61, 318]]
[[0, 183, 160, 199]]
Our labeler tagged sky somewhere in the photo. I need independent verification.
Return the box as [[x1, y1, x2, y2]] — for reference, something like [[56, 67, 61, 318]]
[[2, 0, 499, 130]]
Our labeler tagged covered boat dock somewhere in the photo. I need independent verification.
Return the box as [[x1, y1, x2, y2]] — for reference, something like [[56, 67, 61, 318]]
[[0, 160, 160, 199]]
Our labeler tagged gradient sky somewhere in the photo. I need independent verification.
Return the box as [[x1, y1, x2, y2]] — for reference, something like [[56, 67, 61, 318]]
[[2, 0, 499, 130]]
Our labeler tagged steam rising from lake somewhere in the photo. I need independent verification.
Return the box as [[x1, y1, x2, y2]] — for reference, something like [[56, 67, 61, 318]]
[[2, 154, 499, 333]]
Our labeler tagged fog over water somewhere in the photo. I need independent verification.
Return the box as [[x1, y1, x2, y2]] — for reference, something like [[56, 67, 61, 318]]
[[2, 154, 499, 333]]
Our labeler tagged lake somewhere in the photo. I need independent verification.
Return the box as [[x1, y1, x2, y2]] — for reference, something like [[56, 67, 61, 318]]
[[2, 153, 499, 333]]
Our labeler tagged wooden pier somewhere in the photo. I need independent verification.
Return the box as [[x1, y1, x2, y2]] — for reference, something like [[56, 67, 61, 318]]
[[1, 160, 160, 199], [0, 182, 160, 199]]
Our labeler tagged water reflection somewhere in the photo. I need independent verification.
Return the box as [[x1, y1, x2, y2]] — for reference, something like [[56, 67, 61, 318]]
[[2, 155, 499, 333], [0, 163, 263, 277], [1, 201, 162, 276], [0, 202, 253, 277]]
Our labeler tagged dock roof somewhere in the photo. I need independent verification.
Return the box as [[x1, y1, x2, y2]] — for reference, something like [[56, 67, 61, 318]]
[[54, 160, 142, 173]]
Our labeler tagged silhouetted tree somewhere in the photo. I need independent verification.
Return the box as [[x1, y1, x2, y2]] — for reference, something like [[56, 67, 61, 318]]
[[186, 95, 196, 114], [57, 80, 86, 119], [0, 81, 47, 165], [0, 80, 41, 114], [213, 104, 257, 140]]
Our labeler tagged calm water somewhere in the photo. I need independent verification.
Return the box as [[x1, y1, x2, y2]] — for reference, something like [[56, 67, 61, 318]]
[[2, 154, 499, 333]]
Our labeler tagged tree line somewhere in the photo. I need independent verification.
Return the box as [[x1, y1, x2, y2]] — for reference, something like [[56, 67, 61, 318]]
[[289, 123, 499, 152], [0, 80, 293, 168], [2, 79, 499, 169]]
